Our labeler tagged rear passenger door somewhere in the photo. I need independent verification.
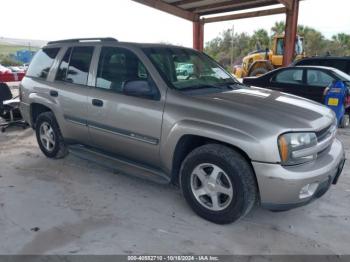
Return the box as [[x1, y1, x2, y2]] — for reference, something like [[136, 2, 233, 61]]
[[86, 46, 165, 167], [53, 46, 94, 144], [270, 68, 307, 98], [305, 69, 335, 103]]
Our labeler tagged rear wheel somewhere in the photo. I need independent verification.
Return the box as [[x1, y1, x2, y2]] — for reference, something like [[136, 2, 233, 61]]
[[180, 144, 258, 224], [35, 112, 68, 159], [340, 114, 350, 128], [249, 67, 268, 77]]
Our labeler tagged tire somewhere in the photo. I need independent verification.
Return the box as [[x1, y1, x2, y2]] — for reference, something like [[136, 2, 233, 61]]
[[249, 67, 268, 77], [35, 111, 68, 159], [340, 114, 350, 128], [180, 144, 258, 224]]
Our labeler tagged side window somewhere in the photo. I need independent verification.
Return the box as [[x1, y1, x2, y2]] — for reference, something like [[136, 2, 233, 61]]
[[56, 46, 94, 85], [274, 69, 303, 84], [307, 70, 334, 87], [96, 47, 150, 92], [56, 48, 71, 81], [276, 38, 284, 55], [26, 48, 60, 79]]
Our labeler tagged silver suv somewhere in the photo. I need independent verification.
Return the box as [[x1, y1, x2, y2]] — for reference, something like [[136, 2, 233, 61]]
[[20, 38, 345, 224]]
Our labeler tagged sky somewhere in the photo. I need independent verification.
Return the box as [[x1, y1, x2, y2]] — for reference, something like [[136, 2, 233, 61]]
[[1, 0, 350, 47]]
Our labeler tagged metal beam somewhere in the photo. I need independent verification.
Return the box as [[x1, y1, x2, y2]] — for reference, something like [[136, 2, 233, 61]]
[[173, 0, 203, 6], [190, 0, 278, 14], [131, 0, 198, 21], [283, 0, 299, 65], [201, 7, 287, 23], [277, 0, 293, 9], [193, 21, 204, 51]]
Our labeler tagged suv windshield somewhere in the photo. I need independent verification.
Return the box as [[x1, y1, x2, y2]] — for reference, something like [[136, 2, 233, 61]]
[[143, 47, 239, 91]]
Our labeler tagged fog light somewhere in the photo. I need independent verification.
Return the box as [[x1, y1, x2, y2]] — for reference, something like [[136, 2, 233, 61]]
[[299, 183, 319, 199]]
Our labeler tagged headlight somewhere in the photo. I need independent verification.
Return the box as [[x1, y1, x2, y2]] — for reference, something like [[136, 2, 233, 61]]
[[278, 132, 317, 165]]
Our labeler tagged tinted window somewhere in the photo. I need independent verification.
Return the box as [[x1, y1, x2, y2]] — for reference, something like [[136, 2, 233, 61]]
[[26, 48, 60, 79], [56, 46, 94, 85], [307, 69, 334, 87], [96, 47, 149, 92], [56, 48, 71, 81], [327, 60, 347, 72], [274, 69, 303, 84]]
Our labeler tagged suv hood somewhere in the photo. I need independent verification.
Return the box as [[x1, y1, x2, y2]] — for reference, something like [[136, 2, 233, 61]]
[[196, 87, 334, 132]]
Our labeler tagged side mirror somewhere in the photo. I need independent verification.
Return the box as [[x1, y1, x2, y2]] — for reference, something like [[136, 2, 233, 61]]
[[122, 80, 157, 99]]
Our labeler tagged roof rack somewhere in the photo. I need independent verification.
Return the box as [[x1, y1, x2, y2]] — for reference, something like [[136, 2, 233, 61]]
[[47, 37, 118, 45]]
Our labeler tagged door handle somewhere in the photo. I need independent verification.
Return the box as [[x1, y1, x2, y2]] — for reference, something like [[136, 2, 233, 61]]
[[92, 99, 103, 107], [49, 90, 58, 97]]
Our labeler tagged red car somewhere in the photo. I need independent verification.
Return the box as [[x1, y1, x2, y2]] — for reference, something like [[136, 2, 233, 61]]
[[0, 64, 25, 82]]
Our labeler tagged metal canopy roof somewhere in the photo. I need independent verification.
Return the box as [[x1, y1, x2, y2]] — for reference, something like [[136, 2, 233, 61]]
[[164, 0, 281, 16], [132, 0, 290, 22], [131, 0, 300, 66]]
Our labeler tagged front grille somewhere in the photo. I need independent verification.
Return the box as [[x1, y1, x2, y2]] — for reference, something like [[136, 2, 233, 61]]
[[316, 124, 332, 142]]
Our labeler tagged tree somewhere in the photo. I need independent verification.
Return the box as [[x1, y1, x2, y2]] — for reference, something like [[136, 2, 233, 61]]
[[204, 21, 350, 68], [250, 29, 270, 50], [271, 21, 285, 35]]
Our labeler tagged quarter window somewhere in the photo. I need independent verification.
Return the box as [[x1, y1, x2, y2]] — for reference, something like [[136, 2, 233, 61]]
[[274, 69, 303, 84], [307, 70, 334, 87], [96, 47, 149, 92], [56, 46, 94, 85], [26, 48, 60, 79]]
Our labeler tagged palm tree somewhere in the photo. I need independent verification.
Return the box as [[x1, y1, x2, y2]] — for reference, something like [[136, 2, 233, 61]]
[[271, 21, 285, 35]]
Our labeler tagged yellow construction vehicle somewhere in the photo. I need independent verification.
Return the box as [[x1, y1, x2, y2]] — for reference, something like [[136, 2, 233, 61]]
[[234, 35, 305, 78]]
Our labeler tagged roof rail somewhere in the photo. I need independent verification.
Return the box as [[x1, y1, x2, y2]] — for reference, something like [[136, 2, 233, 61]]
[[47, 37, 118, 45]]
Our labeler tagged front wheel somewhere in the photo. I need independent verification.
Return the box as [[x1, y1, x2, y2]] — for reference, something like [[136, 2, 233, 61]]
[[180, 144, 258, 224], [340, 114, 349, 128], [249, 67, 268, 77], [35, 112, 68, 159]]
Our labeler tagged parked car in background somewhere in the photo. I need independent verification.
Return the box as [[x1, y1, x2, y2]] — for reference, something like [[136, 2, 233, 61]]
[[20, 38, 345, 224], [243, 66, 350, 103], [176, 63, 194, 76], [0, 64, 26, 82], [293, 56, 350, 75], [8, 66, 25, 73], [0, 64, 11, 74]]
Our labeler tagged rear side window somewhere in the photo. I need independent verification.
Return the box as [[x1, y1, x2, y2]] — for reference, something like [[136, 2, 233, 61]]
[[274, 69, 303, 84], [26, 48, 60, 79], [307, 69, 334, 87], [56, 46, 94, 85]]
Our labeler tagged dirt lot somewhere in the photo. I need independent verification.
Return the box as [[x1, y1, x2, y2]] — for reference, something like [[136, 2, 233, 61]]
[[0, 94, 349, 254]]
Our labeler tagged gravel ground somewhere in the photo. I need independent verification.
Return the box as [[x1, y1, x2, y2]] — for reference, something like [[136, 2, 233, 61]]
[[0, 86, 349, 255]]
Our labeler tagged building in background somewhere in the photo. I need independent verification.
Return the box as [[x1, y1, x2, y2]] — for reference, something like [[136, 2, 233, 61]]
[[10, 50, 36, 64]]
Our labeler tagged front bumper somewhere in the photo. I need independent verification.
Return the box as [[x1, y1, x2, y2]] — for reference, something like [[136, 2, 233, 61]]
[[252, 139, 345, 211]]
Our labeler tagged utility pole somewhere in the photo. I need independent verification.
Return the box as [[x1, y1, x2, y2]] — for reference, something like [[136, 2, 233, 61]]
[[230, 24, 234, 70]]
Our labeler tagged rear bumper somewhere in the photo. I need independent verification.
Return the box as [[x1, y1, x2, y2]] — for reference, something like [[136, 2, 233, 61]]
[[19, 102, 31, 126], [252, 139, 345, 211]]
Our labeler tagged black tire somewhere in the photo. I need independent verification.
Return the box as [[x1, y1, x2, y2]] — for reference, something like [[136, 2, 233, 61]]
[[180, 144, 258, 224], [340, 114, 349, 128], [249, 67, 268, 77], [35, 111, 68, 159]]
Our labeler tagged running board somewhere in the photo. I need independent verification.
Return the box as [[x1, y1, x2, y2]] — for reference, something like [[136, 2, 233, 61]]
[[68, 145, 171, 184]]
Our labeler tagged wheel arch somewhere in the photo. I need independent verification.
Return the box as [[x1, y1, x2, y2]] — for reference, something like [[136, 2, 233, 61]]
[[30, 103, 53, 128], [169, 134, 257, 189], [248, 60, 274, 76]]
